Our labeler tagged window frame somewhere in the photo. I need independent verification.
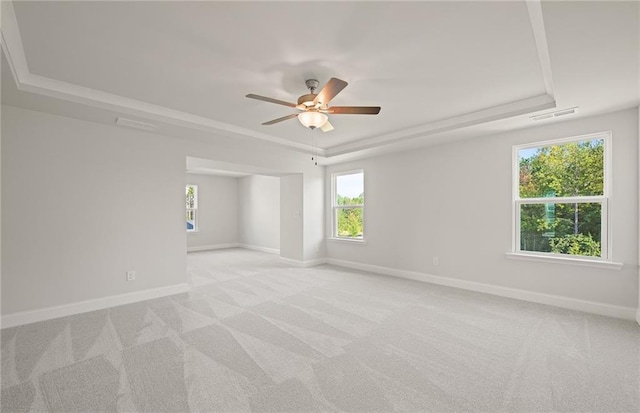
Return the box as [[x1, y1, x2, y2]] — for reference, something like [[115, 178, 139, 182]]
[[186, 184, 198, 233], [511, 131, 612, 262], [331, 169, 365, 241]]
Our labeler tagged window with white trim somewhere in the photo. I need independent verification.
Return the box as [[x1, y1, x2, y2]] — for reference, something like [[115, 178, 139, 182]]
[[513, 132, 610, 259], [332, 170, 364, 240], [186, 184, 198, 232]]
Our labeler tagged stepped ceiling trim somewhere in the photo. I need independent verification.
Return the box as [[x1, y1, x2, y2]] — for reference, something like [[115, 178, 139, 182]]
[[1, 0, 555, 158]]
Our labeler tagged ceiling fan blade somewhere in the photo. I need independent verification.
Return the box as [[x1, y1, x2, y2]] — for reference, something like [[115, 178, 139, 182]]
[[321, 120, 334, 132], [246, 94, 297, 108], [313, 78, 348, 106], [262, 113, 298, 125], [327, 106, 381, 115]]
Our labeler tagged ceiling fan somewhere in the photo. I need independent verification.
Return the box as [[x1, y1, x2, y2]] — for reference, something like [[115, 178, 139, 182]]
[[246, 78, 381, 132]]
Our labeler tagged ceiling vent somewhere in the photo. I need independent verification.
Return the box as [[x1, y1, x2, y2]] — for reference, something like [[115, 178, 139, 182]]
[[530, 106, 579, 122], [115, 117, 158, 131]]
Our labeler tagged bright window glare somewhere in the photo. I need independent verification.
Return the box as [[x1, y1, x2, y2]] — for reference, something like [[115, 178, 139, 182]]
[[336, 172, 363, 198], [518, 147, 538, 160], [519, 139, 603, 161]]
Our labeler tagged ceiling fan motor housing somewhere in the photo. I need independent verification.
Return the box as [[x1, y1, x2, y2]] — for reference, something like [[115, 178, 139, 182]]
[[299, 79, 321, 107], [298, 93, 318, 107]]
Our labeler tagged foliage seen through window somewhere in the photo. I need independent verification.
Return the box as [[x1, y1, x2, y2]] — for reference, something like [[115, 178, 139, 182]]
[[517, 137, 606, 258]]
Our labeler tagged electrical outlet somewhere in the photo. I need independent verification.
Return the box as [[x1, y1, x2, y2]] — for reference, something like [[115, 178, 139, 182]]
[[432, 257, 439, 266], [127, 270, 136, 281]]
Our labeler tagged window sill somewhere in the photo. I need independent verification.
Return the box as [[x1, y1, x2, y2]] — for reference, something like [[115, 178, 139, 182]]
[[187, 230, 199, 233], [505, 252, 623, 270], [328, 237, 367, 245]]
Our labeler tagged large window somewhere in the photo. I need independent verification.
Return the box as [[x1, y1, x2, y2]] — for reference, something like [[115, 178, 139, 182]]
[[186, 184, 198, 232], [332, 170, 364, 239], [513, 132, 610, 259]]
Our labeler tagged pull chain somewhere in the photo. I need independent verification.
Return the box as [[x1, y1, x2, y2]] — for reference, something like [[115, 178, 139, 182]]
[[312, 135, 318, 166]]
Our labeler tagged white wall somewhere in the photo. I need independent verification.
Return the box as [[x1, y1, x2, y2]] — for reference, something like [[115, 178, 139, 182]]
[[1, 105, 325, 319], [7, 101, 633, 322], [186, 173, 239, 250], [326, 108, 639, 310], [303, 169, 325, 262], [2, 106, 187, 314], [238, 175, 280, 252], [0, 91, 2, 323], [278, 170, 326, 264], [280, 174, 304, 262]]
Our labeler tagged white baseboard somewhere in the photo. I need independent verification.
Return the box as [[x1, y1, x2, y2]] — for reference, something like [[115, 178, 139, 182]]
[[188, 244, 280, 255], [326, 258, 637, 321], [187, 243, 240, 252], [280, 257, 327, 268], [239, 244, 280, 255], [1, 283, 190, 329]]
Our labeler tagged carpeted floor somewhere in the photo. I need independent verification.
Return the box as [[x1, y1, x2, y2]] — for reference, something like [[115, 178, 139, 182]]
[[1, 248, 639, 412]]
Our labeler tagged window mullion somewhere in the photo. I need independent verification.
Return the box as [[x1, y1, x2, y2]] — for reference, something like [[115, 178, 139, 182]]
[[516, 196, 605, 205]]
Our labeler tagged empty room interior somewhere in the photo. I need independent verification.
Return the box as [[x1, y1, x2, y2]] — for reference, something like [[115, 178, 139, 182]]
[[1, 1, 639, 412]]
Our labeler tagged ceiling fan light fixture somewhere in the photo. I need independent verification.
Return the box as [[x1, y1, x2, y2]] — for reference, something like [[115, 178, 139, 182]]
[[298, 111, 328, 129]]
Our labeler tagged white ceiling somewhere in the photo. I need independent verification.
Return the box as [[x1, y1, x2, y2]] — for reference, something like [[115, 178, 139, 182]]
[[1, 1, 638, 162]]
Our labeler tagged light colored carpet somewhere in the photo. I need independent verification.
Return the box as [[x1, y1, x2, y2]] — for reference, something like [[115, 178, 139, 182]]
[[2, 248, 639, 412]]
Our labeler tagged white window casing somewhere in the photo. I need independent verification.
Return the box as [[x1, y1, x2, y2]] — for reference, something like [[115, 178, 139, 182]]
[[331, 170, 365, 241], [510, 131, 621, 269]]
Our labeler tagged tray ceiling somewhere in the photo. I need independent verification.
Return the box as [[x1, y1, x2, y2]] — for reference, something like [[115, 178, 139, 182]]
[[1, 1, 637, 161]]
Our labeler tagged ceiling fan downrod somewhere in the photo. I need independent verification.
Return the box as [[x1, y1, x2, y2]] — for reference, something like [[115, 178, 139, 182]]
[[305, 79, 319, 94]]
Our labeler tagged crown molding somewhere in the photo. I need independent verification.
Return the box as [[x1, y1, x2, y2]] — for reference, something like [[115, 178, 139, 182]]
[[326, 0, 556, 156], [526, 0, 555, 97], [1, 0, 555, 159], [20, 73, 321, 154], [326, 93, 556, 156], [0, 0, 29, 85], [0, 1, 322, 156]]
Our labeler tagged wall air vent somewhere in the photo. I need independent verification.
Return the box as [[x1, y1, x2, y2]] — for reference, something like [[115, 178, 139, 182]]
[[530, 106, 578, 122], [115, 117, 158, 131]]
